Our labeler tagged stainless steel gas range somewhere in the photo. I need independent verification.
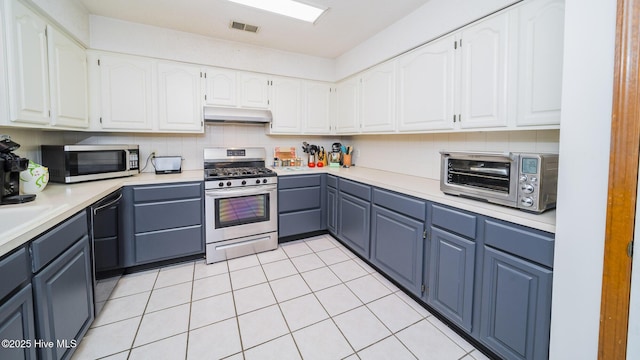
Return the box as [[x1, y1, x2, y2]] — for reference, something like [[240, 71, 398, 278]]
[[203, 147, 278, 264]]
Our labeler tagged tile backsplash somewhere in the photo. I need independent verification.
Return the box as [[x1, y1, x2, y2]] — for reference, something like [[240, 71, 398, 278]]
[[1, 126, 559, 181]]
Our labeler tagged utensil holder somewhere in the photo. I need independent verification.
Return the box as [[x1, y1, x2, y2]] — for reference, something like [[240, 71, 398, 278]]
[[343, 154, 352, 167]]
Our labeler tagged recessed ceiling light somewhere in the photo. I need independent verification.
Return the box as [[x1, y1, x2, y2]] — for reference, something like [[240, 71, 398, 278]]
[[228, 0, 327, 23]]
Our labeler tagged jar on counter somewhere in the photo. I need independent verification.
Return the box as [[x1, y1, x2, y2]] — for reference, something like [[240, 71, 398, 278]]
[[295, 158, 302, 167], [273, 158, 281, 167]]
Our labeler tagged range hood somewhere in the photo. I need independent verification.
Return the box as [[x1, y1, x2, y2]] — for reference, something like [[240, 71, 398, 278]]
[[203, 106, 272, 124]]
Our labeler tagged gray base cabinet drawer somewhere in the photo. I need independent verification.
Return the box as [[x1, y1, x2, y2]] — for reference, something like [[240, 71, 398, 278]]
[[134, 225, 204, 264], [133, 182, 202, 202], [0, 285, 36, 360], [278, 174, 321, 189], [0, 247, 31, 302], [484, 220, 554, 268], [431, 204, 477, 239], [33, 236, 93, 360], [370, 206, 424, 295], [279, 187, 321, 213], [280, 209, 323, 238], [339, 178, 371, 201], [31, 211, 88, 273], [480, 246, 552, 360], [134, 198, 203, 233], [373, 189, 426, 220]]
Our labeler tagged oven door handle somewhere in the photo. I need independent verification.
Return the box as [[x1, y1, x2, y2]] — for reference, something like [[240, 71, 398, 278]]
[[205, 185, 276, 197]]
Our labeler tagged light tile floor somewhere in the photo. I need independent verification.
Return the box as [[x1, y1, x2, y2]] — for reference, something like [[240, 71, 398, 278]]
[[72, 234, 492, 360]]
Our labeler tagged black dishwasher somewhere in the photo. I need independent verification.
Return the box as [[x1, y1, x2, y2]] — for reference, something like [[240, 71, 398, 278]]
[[89, 189, 124, 316]]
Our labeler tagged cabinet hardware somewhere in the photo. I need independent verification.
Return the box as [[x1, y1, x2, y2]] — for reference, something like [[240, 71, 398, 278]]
[[628, 241, 634, 258], [97, 59, 101, 66], [460, 39, 463, 47], [423, 229, 427, 239], [99, 117, 102, 124], [204, 94, 207, 101], [421, 284, 426, 294], [454, 40, 457, 49], [453, 115, 457, 123], [459, 114, 462, 122]]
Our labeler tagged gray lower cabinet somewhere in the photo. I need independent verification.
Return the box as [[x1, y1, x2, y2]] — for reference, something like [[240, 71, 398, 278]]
[[337, 179, 371, 258], [31, 211, 93, 360], [479, 220, 554, 360], [428, 227, 475, 332], [326, 175, 338, 235], [0, 247, 36, 360], [278, 174, 326, 238], [370, 189, 426, 296], [123, 182, 205, 266], [427, 204, 478, 333]]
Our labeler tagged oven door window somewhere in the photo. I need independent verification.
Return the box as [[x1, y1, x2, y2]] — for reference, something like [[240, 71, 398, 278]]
[[215, 194, 270, 228], [68, 151, 127, 176]]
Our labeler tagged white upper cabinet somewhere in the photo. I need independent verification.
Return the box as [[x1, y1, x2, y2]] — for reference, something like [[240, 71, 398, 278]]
[[2, 0, 89, 129], [204, 68, 237, 107], [269, 77, 302, 134], [239, 72, 270, 109], [95, 53, 154, 130], [335, 76, 360, 134], [47, 26, 88, 128], [6, 0, 49, 125], [360, 61, 396, 133], [516, 0, 565, 126], [397, 34, 456, 131], [458, 11, 511, 129], [157, 62, 203, 132], [304, 81, 334, 134]]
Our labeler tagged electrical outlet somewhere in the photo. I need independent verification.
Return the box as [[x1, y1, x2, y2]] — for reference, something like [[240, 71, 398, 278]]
[[150, 149, 157, 158], [355, 149, 360, 157]]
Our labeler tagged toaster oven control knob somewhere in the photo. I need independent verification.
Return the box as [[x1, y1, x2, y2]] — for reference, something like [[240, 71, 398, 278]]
[[226, 181, 232, 187], [521, 184, 535, 194], [256, 179, 261, 184], [520, 175, 528, 182], [521, 197, 534, 207]]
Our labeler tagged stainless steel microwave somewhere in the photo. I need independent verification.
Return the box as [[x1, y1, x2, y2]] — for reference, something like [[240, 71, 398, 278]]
[[41, 145, 140, 183], [440, 151, 559, 213]]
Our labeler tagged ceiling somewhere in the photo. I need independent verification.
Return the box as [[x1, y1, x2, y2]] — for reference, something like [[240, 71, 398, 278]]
[[76, 0, 431, 59]]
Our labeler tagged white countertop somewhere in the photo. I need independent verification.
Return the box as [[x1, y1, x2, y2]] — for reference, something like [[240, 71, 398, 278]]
[[0, 171, 203, 257], [0, 166, 555, 258], [273, 166, 556, 234]]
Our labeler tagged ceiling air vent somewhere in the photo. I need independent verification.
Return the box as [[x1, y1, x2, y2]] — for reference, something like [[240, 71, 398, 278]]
[[230, 21, 259, 33]]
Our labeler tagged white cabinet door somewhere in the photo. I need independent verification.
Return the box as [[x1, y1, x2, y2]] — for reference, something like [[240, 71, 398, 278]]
[[360, 61, 396, 133], [516, 0, 565, 126], [97, 54, 154, 130], [239, 72, 270, 109], [336, 76, 360, 134], [8, 0, 49, 125], [47, 26, 88, 128], [204, 68, 236, 107], [158, 62, 203, 132], [269, 77, 301, 134], [397, 35, 456, 131], [304, 81, 333, 134], [459, 12, 510, 129]]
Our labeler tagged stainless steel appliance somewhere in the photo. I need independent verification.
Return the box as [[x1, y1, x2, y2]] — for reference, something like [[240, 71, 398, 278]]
[[41, 144, 139, 183], [440, 151, 559, 213], [204, 147, 278, 263], [0, 136, 35, 205], [89, 190, 124, 316]]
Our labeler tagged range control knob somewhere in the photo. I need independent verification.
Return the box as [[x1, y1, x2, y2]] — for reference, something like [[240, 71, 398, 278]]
[[256, 179, 261, 184], [218, 182, 224, 187], [262, 179, 268, 184], [521, 184, 534, 194], [521, 197, 534, 207], [519, 175, 528, 182], [226, 181, 232, 187]]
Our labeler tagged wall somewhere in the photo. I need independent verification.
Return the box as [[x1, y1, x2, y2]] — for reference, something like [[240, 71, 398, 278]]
[[89, 16, 335, 82], [0, 126, 339, 173], [334, 0, 517, 80], [346, 130, 559, 180], [549, 0, 616, 358], [24, 0, 90, 45]]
